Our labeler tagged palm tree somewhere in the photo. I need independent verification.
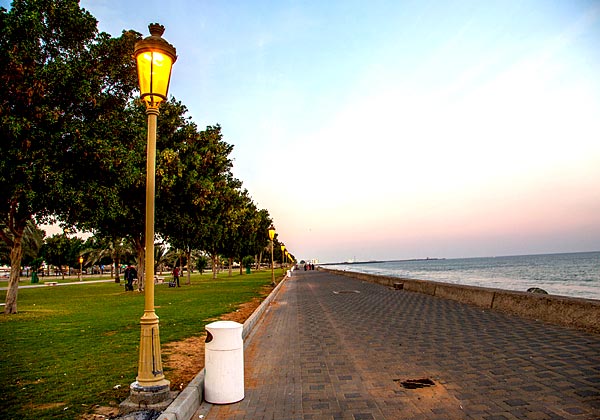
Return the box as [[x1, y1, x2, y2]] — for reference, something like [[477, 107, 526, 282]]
[[1, 220, 44, 266], [84, 236, 134, 283], [154, 243, 170, 276]]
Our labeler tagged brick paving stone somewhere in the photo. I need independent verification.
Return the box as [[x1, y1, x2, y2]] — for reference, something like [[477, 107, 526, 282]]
[[200, 270, 600, 419]]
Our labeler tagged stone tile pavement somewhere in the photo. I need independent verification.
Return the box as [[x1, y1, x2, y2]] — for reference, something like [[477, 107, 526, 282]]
[[199, 270, 600, 419]]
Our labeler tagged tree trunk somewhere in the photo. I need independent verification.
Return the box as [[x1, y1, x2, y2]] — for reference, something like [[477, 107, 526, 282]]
[[113, 257, 121, 283], [228, 257, 233, 277], [211, 254, 218, 279], [186, 250, 192, 285], [256, 252, 262, 270], [4, 225, 25, 314]]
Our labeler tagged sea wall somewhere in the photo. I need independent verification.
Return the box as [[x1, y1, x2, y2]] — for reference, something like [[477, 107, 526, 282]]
[[322, 268, 600, 334]]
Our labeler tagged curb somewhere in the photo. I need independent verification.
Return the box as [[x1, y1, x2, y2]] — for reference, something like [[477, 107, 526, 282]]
[[157, 272, 290, 420]]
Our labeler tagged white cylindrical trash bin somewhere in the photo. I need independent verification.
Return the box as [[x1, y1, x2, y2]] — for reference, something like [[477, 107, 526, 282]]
[[204, 320, 244, 404]]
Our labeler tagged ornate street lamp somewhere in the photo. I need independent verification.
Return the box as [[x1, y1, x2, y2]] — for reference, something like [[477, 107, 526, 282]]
[[127, 23, 177, 408], [79, 256, 83, 281], [280, 244, 286, 269], [268, 225, 276, 285]]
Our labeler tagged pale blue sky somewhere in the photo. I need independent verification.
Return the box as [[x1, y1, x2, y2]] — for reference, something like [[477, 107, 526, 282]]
[[6, 0, 600, 262]]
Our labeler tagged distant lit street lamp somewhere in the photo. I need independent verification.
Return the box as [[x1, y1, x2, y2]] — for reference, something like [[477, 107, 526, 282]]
[[268, 225, 276, 285], [280, 244, 286, 270], [79, 256, 83, 281], [127, 23, 177, 408]]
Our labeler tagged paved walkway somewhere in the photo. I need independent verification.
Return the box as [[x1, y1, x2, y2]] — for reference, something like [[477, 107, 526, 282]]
[[201, 270, 600, 419]]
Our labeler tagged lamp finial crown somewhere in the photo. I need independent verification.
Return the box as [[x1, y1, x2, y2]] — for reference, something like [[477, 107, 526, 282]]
[[148, 23, 165, 37]]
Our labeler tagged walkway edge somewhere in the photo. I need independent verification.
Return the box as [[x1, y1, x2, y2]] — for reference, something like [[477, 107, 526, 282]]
[[157, 274, 290, 420]]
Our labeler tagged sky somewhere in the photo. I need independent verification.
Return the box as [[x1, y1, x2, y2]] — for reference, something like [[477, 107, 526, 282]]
[[6, 0, 600, 263]]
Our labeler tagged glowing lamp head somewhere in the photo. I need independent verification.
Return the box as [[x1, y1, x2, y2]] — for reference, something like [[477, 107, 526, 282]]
[[268, 225, 276, 241], [79, 256, 83, 264], [280, 245, 286, 252], [134, 23, 177, 107]]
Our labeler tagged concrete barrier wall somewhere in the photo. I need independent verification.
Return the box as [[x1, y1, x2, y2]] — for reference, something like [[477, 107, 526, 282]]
[[435, 283, 496, 308], [323, 268, 600, 334]]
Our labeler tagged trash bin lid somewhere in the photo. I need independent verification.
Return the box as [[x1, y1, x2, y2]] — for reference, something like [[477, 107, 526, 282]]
[[205, 320, 243, 350]]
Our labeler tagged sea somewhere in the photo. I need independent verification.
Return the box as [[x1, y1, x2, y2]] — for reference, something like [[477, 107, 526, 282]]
[[327, 251, 600, 301]]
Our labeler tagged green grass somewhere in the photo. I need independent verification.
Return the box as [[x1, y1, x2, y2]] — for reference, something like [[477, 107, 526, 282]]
[[2, 273, 135, 285], [0, 270, 279, 420]]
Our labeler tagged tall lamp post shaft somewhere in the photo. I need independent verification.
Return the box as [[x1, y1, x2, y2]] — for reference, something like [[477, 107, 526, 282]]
[[271, 241, 275, 284], [135, 106, 169, 388], [144, 108, 157, 314]]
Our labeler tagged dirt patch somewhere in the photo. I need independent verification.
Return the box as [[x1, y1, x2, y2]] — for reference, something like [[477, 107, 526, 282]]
[[162, 334, 206, 391], [81, 405, 120, 419]]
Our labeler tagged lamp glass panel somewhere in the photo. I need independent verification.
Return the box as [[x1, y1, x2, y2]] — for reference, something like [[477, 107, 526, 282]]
[[136, 51, 173, 105]]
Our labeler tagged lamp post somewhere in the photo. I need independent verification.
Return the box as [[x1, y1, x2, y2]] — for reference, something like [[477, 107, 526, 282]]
[[127, 23, 177, 408], [79, 256, 83, 281], [280, 244, 286, 270], [268, 225, 276, 285]]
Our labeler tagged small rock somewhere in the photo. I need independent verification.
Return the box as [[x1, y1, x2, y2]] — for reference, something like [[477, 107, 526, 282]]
[[526, 287, 548, 294]]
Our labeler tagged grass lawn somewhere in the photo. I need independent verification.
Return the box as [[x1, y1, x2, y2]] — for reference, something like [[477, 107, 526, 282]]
[[0, 269, 279, 420]]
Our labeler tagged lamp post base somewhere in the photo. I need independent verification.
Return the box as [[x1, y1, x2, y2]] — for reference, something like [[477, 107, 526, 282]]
[[119, 381, 177, 415]]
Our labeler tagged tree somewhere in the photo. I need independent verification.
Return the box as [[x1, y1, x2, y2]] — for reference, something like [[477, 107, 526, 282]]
[[83, 235, 134, 282], [250, 209, 273, 270], [217, 190, 271, 276], [196, 254, 209, 274], [216, 186, 247, 277], [237, 205, 273, 274], [40, 234, 84, 279], [0, 0, 121, 313], [157, 124, 240, 281], [154, 242, 170, 276]]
